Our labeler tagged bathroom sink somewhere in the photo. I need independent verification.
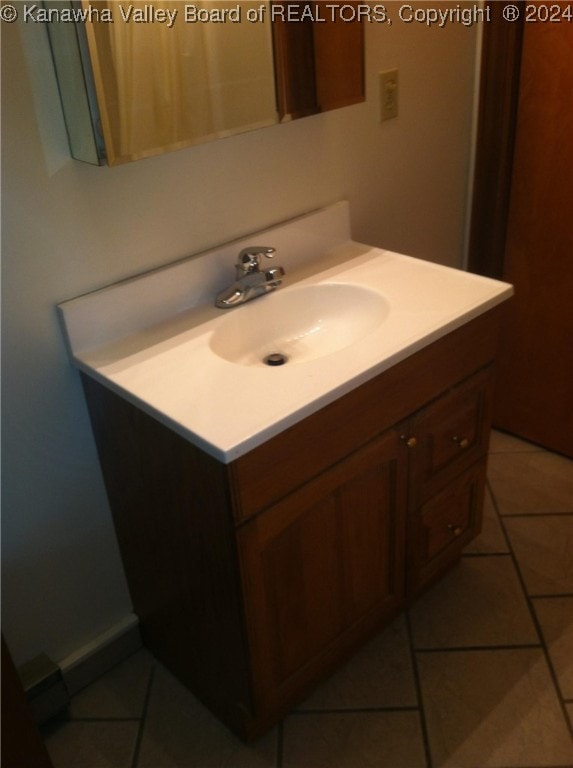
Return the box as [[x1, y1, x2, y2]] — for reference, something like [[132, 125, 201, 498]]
[[58, 201, 513, 461], [209, 283, 389, 366]]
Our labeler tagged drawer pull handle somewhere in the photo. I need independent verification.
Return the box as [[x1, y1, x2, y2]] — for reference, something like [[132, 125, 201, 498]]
[[453, 436, 470, 449], [401, 435, 418, 448], [448, 524, 463, 537]]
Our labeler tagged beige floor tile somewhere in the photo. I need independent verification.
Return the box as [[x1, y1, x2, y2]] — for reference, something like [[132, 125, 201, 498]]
[[504, 515, 573, 595], [43, 721, 139, 768], [417, 648, 573, 768], [533, 596, 573, 699], [489, 430, 544, 454], [409, 556, 538, 649], [282, 711, 426, 768], [137, 665, 277, 768], [488, 451, 573, 515], [464, 486, 509, 554], [69, 649, 153, 719], [299, 615, 417, 710]]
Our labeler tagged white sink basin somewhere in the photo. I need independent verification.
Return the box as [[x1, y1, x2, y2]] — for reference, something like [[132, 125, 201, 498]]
[[209, 283, 389, 366], [58, 202, 513, 462]]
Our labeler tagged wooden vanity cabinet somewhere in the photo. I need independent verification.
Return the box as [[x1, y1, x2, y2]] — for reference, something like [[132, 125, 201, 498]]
[[80, 306, 503, 741], [237, 427, 407, 716]]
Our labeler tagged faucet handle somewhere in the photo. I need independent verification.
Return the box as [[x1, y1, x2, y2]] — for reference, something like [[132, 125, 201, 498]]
[[237, 246, 276, 273]]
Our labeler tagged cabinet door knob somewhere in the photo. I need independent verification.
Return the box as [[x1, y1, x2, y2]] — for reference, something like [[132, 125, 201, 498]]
[[448, 524, 463, 536], [401, 435, 418, 448], [453, 436, 470, 449]]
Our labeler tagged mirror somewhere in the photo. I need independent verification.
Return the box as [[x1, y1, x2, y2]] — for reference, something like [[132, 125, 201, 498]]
[[44, 1, 365, 166]]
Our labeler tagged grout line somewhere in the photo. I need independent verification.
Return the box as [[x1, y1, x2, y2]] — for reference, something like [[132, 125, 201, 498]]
[[404, 610, 433, 768], [489, 482, 573, 742], [486, 478, 513, 550], [130, 662, 156, 768]]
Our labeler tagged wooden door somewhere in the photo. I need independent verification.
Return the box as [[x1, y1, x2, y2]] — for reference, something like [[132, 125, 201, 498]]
[[494, 15, 573, 456], [472, 9, 573, 456], [237, 428, 407, 713]]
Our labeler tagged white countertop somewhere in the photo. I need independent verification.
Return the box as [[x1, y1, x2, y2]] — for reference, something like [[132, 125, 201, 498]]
[[58, 203, 513, 463]]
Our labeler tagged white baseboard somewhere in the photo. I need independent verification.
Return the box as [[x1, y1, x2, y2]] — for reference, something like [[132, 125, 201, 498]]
[[19, 614, 142, 724], [59, 614, 142, 696]]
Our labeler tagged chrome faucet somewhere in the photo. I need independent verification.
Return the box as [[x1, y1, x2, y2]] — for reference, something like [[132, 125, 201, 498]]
[[215, 247, 285, 308]]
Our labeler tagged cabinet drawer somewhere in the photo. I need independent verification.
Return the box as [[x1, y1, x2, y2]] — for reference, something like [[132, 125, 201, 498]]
[[406, 367, 494, 503], [406, 459, 487, 594]]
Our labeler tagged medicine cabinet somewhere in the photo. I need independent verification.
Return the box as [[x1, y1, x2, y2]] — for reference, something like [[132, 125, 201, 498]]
[[44, 0, 365, 165]]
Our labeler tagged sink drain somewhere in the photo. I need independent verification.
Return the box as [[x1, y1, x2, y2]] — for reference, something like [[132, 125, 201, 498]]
[[263, 352, 288, 366]]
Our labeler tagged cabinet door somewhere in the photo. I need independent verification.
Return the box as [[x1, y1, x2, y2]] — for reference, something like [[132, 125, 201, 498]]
[[406, 459, 487, 594], [237, 429, 407, 714]]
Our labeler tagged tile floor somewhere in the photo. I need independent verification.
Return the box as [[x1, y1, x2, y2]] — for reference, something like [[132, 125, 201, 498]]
[[42, 431, 573, 768]]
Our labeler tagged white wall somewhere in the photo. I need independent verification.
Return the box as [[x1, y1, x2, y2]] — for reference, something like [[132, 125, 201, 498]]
[[1, 13, 478, 666]]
